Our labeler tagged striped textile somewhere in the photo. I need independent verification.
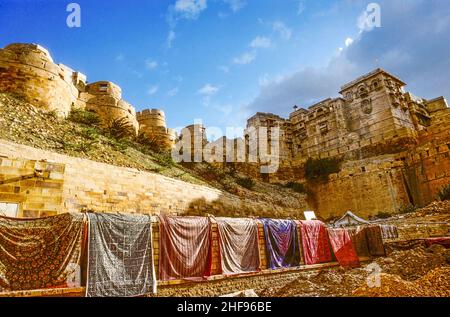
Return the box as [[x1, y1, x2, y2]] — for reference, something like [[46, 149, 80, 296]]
[[299, 220, 333, 265], [365, 225, 386, 256], [216, 217, 260, 275], [380, 225, 399, 240], [261, 219, 301, 269], [159, 215, 212, 281], [327, 228, 360, 268], [86, 213, 156, 297], [347, 226, 370, 257]]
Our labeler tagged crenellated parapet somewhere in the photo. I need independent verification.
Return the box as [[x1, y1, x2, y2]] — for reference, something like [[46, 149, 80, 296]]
[[84, 81, 139, 135], [137, 109, 177, 150]]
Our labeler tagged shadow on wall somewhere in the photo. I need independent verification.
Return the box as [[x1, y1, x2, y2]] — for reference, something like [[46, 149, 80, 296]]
[[184, 197, 307, 220]]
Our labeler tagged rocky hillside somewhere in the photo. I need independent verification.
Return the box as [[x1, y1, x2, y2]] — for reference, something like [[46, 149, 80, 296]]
[[0, 92, 308, 215]]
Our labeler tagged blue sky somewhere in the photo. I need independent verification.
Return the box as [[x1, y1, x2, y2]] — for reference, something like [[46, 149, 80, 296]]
[[1, 0, 449, 137]]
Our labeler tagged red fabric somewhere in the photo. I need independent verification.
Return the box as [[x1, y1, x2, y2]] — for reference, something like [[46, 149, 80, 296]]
[[327, 228, 360, 268], [425, 237, 450, 248], [158, 215, 212, 281], [299, 220, 332, 265]]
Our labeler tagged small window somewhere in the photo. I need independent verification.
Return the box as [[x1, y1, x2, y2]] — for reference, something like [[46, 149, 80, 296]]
[[0, 202, 19, 218], [99, 84, 108, 92], [361, 166, 366, 172]]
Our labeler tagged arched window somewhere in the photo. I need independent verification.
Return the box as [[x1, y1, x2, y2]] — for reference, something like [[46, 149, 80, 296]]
[[358, 85, 369, 98]]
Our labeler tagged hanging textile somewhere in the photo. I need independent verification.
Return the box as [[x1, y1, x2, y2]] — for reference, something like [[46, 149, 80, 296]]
[[347, 226, 370, 257], [299, 220, 332, 265], [327, 228, 360, 268], [380, 225, 399, 240], [216, 217, 260, 275], [261, 219, 301, 269], [159, 215, 212, 281], [86, 213, 156, 297], [365, 225, 386, 256], [0, 213, 85, 292], [424, 237, 450, 248]]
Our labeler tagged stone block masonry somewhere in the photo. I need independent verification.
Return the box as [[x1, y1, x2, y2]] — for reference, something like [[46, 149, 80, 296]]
[[0, 139, 308, 218], [0, 157, 65, 217]]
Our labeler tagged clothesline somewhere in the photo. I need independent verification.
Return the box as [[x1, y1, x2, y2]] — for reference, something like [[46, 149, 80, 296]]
[[0, 212, 393, 297]]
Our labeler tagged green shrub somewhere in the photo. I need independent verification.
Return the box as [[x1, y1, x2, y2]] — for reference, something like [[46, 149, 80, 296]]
[[236, 177, 255, 190], [104, 117, 135, 140], [107, 138, 129, 153], [376, 211, 392, 219], [67, 108, 101, 127], [438, 183, 450, 201], [285, 181, 306, 193], [153, 151, 176, 168], [80, 127, 100, 141], [399, 204, 418, 214], [305, 157, 341, 181]]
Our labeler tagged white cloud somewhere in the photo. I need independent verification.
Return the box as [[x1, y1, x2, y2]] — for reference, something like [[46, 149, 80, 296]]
[[198, 84, 220, 96], [345, 37, 354, 47], [297, 1, 305, 15], [249, 36, 272, 49], [214, 104, 233, 116], [174, 0, 207, 19], [167, 87, 179, 97], [272, 21, 292, 40], [218, 65, 230, 73], [222, 0, 247, 12], [233, 52, 256, 65], [245, 0, 450, 116], [115, 53, 124, 62], [147, 85, 159, 95], [145, 60, 158, 70], [166, 30, 176, 48]]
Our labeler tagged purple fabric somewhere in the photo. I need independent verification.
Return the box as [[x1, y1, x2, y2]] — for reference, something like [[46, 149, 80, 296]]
[[261, 219, 300, 269]]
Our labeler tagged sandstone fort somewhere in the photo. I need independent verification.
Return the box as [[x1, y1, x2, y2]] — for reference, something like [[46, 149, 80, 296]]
[[0, 43, 448, 221]]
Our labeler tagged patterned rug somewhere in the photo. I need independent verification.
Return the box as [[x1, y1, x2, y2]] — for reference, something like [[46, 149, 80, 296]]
[[0, 213, 85, 292], [216, 217, 260, 275], [261, 219, 301, 269], [365, 225, 386, 256], [299, 220, 333, 265], [347, 226, 370, 257], [327, 228, 360, 268], [86, 213, 156, 297], [158, 215, 212, 281]]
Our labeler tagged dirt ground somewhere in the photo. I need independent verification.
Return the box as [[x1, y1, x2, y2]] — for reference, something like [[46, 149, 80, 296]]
[[258, 201, 450, 297], [257, 242, 449, 297]]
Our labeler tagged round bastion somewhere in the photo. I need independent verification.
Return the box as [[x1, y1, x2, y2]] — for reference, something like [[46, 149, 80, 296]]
[[0, 43, 79, 116], [85, 81, 139, 135], [137, 109, 177, 150]]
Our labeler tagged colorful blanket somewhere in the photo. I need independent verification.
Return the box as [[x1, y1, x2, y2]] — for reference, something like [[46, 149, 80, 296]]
[[327, 228, 360, 268], [347, 226, 370, 257], [261, 219, 300, 269], [86, 213, 156, 297], [299, 220, 332, 265], [380, 225, 399, 240], [365, 225, 386, 256], [216, 217, 260, 275], [159, 215, 212, 281], [0, 213, 85, 292]]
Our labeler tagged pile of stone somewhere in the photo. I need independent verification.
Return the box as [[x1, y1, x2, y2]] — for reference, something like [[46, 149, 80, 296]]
[[375, 244, 449, 280], [258, 243, 449, 297], [352, 267, 450, 297]]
